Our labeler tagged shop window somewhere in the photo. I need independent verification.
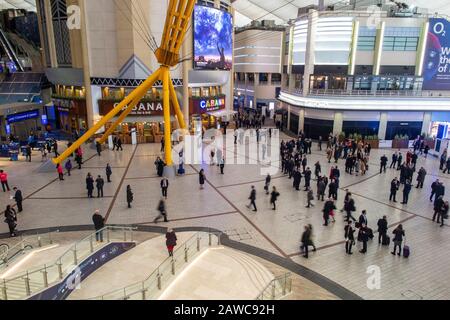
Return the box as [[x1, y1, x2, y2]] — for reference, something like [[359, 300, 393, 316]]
[[271, 73, 281, 85], [343, 121, 380, 137], [202, 88, 210, 97], [357, 36, 376, 51], [259, 73, 268, 84], [247, 73, 255, 83], [191, 88, 201, 97], [383, 36, 419, 51], [310, 75, 327, 90]]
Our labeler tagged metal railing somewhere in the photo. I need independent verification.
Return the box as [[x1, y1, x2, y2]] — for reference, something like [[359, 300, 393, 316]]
[[255, 273, 292, 300], [0, 231, 56, 268], [91, 231, 221, 300], [0, 226, 135, 300], [308, 89, 450, 98]]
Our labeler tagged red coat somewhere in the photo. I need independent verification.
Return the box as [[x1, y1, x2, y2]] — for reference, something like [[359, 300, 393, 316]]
[[57, 165, 63, 174]]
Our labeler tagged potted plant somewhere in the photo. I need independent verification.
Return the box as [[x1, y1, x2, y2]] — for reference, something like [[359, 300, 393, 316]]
[[364, 135, 379, 149], [392, 134, 409, 149], [338, 132, 346, 142]]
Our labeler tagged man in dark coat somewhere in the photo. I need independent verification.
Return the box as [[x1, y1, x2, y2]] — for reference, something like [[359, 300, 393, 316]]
[[390, 152, 398, 169], [86, 174, 94, 198], [416, 167, 427, 188], [317, 178, 326, 201], [377, 215, 388, 244], [304, 167, 312, 191], [154, 198, 168, 223], [322, 198, 336, 226], [380, 155, 388, 174], [389, 177, 400, 202], [344, 194, 356, 222], [293, 169, 301, 191], [429, 179, 440, 202], [401, 180, 412, 204], [92, 210, 105, 242], [328, 179, 338, 200], [96, 141, 102, 156], [13, 187, 23, 212], [96, 175, 105, 198], [106, 164, 112, 183], [246, 186, 257, 212], [160, 177, 169, 199]]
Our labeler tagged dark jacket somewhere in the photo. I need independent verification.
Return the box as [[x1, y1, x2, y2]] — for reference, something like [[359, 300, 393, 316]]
[[14, 190, 23, 202], [86, 177, 94, 190], [161, 178, 169, 188], [92, 213, 105, 230], [392, 228, 405, 242], [4, 208, 17, 225], [96, 177, 104, 188], [301, 228, 311, 244], [166, 231, 177, 247], [270, 191, 280, 203], [106, 165, 112, 176], [358, 214, 368, 226], [249, 189, 256, 201], [344, 225, 355, 241], [377, 218, 388, 233], [127, 188, 133, 203], [199, 172, 205, 185]]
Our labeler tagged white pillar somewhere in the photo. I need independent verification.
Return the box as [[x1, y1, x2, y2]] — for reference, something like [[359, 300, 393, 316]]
[[378, 112, 388, 140], [302, 9, 318, 96], [333, 112, 343, 135], [298, 108, 305, 134], [422, 112, 432, 136], [287, 104, 291, 131]]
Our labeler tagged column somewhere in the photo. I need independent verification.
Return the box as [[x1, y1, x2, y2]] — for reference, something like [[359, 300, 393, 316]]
[[333, 112, 343, 135], [43, 0, 58, 67], [288, 73, 296, 93], [378, 112, 388, 140], [182, 19, 193, 128], [373, 21, 385, 76], [302, 9, 318, 96], [416, 21, 430, 77], [421, 112, 432, 135], [79, 0, 95, 128], [287, 104, 291, 131], [298, 108, 305, 134]]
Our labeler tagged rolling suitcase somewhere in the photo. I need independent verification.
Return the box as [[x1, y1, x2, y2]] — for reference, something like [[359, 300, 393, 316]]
[[403, 245, 410, 258], [382, 235, 390, 246]]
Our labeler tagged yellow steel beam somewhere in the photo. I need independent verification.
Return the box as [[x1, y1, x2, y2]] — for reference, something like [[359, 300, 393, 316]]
[[51, 68, 161, 165], [162, 67, 173, 165], [168, 74, 186, 130], [173, 0, 195, 53]]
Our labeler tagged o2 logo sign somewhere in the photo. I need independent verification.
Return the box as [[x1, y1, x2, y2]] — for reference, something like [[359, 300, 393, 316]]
[[433, 21, 447, 37]]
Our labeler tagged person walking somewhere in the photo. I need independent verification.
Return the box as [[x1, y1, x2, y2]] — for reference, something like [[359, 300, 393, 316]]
[[86, 173, 94, 198], [264, 174, 271, 195], [65, 159, 72, 176], [433, 195, 444, 224], [126, 185, 133, 208], [219, 157, 225, 174], [25, 145, 32, 162], [57, 163, 64, 181], [380, 155, 388, 174], [322, 198, 336, 226], [161, 177, 169, 199], [96, 141, 102, 156], [165, 229, 177, 257], [344, 221, 355, 255], [155, 157, 165, 177], [444, 157, 450, 174], [416, 167, 426, 189], [401, 179, 412, 204], [439, 201, 449, 227], [154, 198, 168, 223], [270, 186, 280, 210], [4, 205, 17, 237], [75, 148, 83, 169], [13, 187, 23, 213], [300, 225, 312, 259], [92, 210, 105, 242], [344, 194, 357, 222], [96, 175, 104, 198], [116, 137, 123, 151], [0, 170, 10, 192], [53, 140, 59, 157], [377, 216, 388, 245], [247, 186, 257, 212], [391, 224, 405, 256], [199, 169, 206, 190], [306, 187, 314, 208], [106, 164, 112, 183]]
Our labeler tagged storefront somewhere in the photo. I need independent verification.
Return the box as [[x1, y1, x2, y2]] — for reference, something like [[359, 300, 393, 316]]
[[49, 98, 88, 133], [189, 95, 227, 130], [1, 106, 45, 141], [98, 99, 178, 144]]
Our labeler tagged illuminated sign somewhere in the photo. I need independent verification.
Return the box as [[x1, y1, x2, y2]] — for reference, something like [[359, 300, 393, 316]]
[[190, 97, 226, 114], [113, 101, 164, 116], [6, 110, 39, 124]]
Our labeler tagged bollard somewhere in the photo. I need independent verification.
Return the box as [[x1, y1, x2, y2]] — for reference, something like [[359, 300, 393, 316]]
[[90, 235, 94, 253], [271, 282, 276, 299], [42, 265, 48, 287], [208, 233, 212, 246], [38, 236, 42, 248], [49, 231, 53, 244], [24, 273, 31, 296], [57, 262, 63, 280], [171, 259, 175, 275], [184, 247, 188, 262], [141, 283, 146, 300]]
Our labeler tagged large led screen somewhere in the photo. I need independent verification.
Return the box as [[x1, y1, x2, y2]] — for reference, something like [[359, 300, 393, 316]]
[[423, 18, 450, 90], [193, 5, 233, 70]]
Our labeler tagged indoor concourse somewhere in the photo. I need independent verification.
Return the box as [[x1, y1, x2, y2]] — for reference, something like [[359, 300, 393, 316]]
[[0, 129, 448, 300]]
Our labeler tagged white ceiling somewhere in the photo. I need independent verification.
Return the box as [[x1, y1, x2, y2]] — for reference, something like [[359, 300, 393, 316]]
[[232, 0, 450, 27], [0, 0, 36, 12]]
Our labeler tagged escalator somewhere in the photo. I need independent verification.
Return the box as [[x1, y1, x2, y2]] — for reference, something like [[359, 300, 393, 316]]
[[0, 27, 24, 72]]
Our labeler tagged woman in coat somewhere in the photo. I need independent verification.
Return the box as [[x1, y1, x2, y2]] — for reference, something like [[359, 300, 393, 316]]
[[344, 221, 355, 255], [392, 224, 405, 256], [270, 186, 280, 210], [56, 163, 64, 181], [165, 229, 177, 257], [199, 169, 205, 189], [155, 157, 165, 177], [4, 205, 17, 237], [126, 185, 133, 208]]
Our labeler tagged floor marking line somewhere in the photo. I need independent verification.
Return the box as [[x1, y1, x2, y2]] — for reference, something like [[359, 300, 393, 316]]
[[134, 211, 239, 225]]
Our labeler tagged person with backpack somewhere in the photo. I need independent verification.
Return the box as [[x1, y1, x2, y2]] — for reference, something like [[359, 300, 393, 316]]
[[377, 216, 388, 245], [126, 185, 133, 208], [270, 186, 280, 210], [392, 224, 405, 256], [65, 159, 72, 176]]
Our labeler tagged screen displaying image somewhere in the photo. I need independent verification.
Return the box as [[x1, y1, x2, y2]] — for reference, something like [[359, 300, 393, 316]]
[[193, 5, 233, 70]]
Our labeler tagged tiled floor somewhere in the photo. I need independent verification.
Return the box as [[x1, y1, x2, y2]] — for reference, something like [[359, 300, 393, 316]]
[[0, 130, 449, 300]]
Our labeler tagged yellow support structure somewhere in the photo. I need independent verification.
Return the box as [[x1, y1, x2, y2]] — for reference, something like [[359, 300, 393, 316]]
[[51, 0, 196, 166]]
